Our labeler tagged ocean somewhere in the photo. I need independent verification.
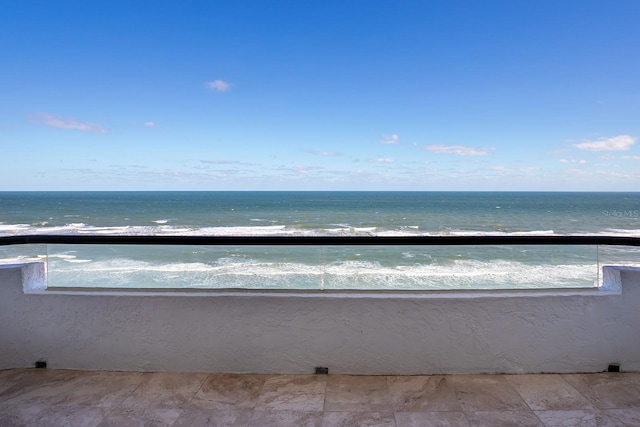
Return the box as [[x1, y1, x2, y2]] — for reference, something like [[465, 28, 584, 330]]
[[1, 191, 639, 290]]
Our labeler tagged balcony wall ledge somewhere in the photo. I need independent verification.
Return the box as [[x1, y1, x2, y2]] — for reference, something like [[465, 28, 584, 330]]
[[1, 262, 639, 375]]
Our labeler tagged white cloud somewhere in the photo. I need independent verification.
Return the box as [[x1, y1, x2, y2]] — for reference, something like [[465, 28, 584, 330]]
[[487, 166, 541, 173], [559, 158, 587, 164], [307, 150, 343, 157], [573, 135, 636, 151], [30, 112, 107, 134], [200, 159, 256, 166], [563, 167, 588, 175], [205, 80, 232, 92], [144, 121, 157, 127], [380, 134, 400, 145], [368, 157, 394, 163], [424, 144, 494, 156], [621, 155, 640, 160]]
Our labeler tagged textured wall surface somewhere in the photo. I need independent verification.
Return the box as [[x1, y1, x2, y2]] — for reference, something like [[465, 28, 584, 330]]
[[1, 262, 639, 374]]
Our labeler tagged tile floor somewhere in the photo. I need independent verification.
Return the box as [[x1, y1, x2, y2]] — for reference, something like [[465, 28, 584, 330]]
[[1, 368, 640, 426]]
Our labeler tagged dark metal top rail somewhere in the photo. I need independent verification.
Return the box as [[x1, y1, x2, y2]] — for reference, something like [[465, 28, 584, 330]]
[[1, 234, 640, 246]]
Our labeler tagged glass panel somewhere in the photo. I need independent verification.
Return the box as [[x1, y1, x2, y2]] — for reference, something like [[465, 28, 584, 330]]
[[45, 243, 599, 290], [0, 244, 47, 266], [597, 245, 640, 285], [319, 245, 598, 290], [45, 244, 324, 290]]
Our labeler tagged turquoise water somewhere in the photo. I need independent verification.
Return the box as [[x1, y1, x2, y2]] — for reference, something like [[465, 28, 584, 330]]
[[1, 191, 639, 289]]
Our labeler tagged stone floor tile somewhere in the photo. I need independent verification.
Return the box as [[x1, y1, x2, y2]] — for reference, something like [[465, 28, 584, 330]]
[[395, 411, 471, 427], [447, 375, 530, 412], [322, 411, 395, 427], [0, 368, 29, 395], [505, 374, 594, 411], [248, 410, 323, 427], [0, 403, 47, 427], [0, 369, 85, 405], [97, 407, 183, 427], [172, 409, 253, 427], [49, 371, 148, 408], [324, 375, 393, 412], [0, 369, 13, 378], [2, 370, 640, 426], [28, 405, 111, 427], [600, 408, 640, 426], [387, 375, 461, 412], [119, 372, 209, 409], [562, 373, 640, 409], [255, 375, 326, 412], [465, 410, 544, 426], [533, 410, 612, 427], [187, 374, 267, 410]]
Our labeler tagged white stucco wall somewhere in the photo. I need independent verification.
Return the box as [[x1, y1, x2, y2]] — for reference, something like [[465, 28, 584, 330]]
[[1, 262, 639, 374]]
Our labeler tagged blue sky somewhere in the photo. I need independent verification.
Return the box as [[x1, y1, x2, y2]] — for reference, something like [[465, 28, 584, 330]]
[[1, 0, 639, 191]]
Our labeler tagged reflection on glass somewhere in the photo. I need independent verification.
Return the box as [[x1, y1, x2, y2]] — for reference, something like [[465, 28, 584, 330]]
[[597, 245, 640, 285], [0, 244, 47, 266]]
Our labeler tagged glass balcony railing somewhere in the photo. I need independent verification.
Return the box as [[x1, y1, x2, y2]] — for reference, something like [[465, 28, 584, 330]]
[[1, 235, 639, 291]]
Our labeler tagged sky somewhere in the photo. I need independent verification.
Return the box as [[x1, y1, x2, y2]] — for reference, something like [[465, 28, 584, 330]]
[[1, 0, 639, 191]]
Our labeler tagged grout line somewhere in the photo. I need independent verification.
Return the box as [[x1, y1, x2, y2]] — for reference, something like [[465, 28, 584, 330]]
[[186, 372, 211, 405], [559, 372, 602, 410], [503, 374, 536, 412]]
